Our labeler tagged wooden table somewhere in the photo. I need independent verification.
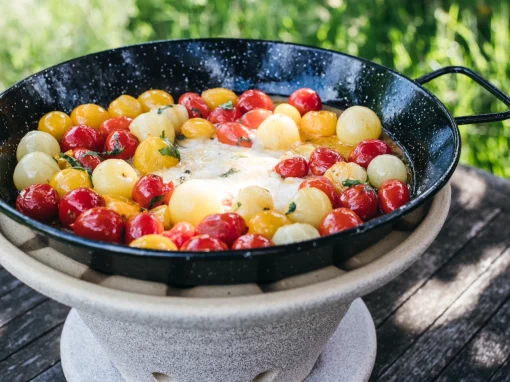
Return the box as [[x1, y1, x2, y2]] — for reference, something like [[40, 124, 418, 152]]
[[1, 165, 509, 382]]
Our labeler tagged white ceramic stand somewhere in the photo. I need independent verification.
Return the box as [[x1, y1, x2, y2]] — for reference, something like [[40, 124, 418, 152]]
[[61, 299, 376, 382]]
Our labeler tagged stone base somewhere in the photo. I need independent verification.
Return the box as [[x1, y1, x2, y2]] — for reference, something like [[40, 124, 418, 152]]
[[61, 299, 376, 382]]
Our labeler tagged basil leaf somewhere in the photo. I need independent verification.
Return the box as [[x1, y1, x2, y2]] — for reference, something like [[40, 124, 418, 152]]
[[286, 202, 297, 215], [219, 100, 234, 110], [148, 195, 165, 210], [157, 105, 173, 114], [219, 168, 239, 178]]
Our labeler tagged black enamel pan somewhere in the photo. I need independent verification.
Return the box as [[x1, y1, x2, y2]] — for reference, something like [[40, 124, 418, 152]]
[[0, 39, 509, 286]]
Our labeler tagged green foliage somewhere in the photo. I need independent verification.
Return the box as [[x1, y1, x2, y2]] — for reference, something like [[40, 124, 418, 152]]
[[0, 0, 509, 177]]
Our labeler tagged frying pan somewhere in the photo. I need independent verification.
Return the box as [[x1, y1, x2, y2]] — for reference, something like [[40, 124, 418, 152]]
[[0, 39, 508, 286]]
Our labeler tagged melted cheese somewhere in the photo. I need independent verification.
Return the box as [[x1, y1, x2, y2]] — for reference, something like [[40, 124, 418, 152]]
[[155, 137, 302, 212]]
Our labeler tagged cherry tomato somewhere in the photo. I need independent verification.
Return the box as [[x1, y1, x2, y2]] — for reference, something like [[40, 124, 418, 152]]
[[73, 148, 103, 171], [62, 125, 104, 152], [274, 157, 309, 178], [161, 222, 196, 248], [103, 130, 139, 160], [99, 116, 132, 138], [16, 184, 59, 222], [124, 212, 164, 244], [288, 88, 322, 115], [236, 90, 274, 115], [196, 212, 247, 246], [59, 187, 105, 228], [238, 109, 273, 130], [216, 122, 253, 147], [319, 208, 363, 236], [349, 139, 392, 169], [299, 176, 341, 208], [339, 184, 378, 220], [71, 207, 124, 243], [132, 174, 175, 209], [308, 147, 345, 175], [180, 234, 229, 252], [231, 233, 273, 249], [178, 92, 210, 119], [208, 105, 241, 124], [378, 179, 411, 214]]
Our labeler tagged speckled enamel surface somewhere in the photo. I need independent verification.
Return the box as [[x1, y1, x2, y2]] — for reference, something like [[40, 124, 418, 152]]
[[0, 39, 460, 285]]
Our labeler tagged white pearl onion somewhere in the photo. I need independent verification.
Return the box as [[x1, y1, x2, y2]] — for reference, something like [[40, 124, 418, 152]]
[[367, 154, 407, 188], [256, 114, 300, 150], [336, 106, 382, 145], [272, 223, 320, 245], [16, 131, 60, 161], [13, 152, 61, 191]]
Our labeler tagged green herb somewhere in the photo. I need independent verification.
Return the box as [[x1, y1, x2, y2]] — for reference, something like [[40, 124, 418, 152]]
[[219, 100, 234, 110], [59, 153, 82, 168], [219, 168, 239, 178], [191, 107, 204, 118], [176, 134, 186, 141], [159, 131, 181, 160], [52, 157, 58, 163], [157, 104, 173, 114], [286, 201, 297, 215], [234, 202, 242, 211], [82, 150, 101, 158], [236, 136, 252, 146], [103, 133, 124, 156], [231, 154, 247, 159], [148, 195, 165, 210], [342, 179, 365, 188]]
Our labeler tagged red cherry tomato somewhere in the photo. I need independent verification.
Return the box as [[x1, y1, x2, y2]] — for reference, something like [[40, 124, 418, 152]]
[[196, 212, 247, 246], [349, 140, 392, 169], [232, 233, 273, 249], [216, 122, 253, 147], [178, 92, 210, 119], [73, 148, 103, 171], [59, 187, 105, 228], [16, 184, 59, 222], [208, 105, 241, 124], [274, 157, 309, 178], [180, 234, 229, 252], [339, 184, 378, 221], [308, 147, 345, 175], [124, 213, 164, 244], [99, 116, 132, 138], [62, 125, 104, 152], [299, 176, 341, 208], [319, 208, 363, 236], [161, 222, 196, 249], [238, 108, 273, 130], [103, 130, 139, 160], [288, 88, 322, 115], [378, 179, 411, 214], [132, 174, 175, 209], [235, 90, 274, 115], [71, 207, 124, 243]]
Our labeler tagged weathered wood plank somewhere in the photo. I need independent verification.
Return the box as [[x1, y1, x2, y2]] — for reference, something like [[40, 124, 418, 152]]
[[0, 285, 47, 327], [376, 239, 510, 381], [365, 202, 500, 326], [435, 297, 510, 382], [489, 355, 510, 382], [30, 361, 66, 382], [0, 325, 62, 382], [0, 268, 22, 297], [0, 299, 69, 361], [372, 211, 510, 379]]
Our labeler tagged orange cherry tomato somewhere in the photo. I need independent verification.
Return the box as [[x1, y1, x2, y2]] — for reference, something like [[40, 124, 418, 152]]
[[319, 208, 363, 236], [238, 108, 273, 130], [216, 122, 253, 147]]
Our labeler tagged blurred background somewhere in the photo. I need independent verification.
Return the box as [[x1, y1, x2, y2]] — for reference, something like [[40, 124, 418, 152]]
[[1, 0, 509, 177]]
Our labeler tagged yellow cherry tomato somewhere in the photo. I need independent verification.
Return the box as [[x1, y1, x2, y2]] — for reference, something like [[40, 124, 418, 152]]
[[70, 104, 110, 129], [133, 136, 180, 175], [129, 234, 177, 250], [38, 111, 73, 142], [104, 195, 143, 221], [108, 95, 143, 118], [306, 136, 355, 160], [50, 168, 92, 198], [181, 118, 216, 139], [248, 210, 292, 239], [201, 88, 238, 110], [274, 103, 301, 125], [150, 205, 172, 229], [300, 110, 337, 137], [138, 90, 174, 112]]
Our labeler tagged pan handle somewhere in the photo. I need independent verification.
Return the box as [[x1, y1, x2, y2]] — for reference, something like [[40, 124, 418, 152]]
[[415, 66, 510, 125]]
